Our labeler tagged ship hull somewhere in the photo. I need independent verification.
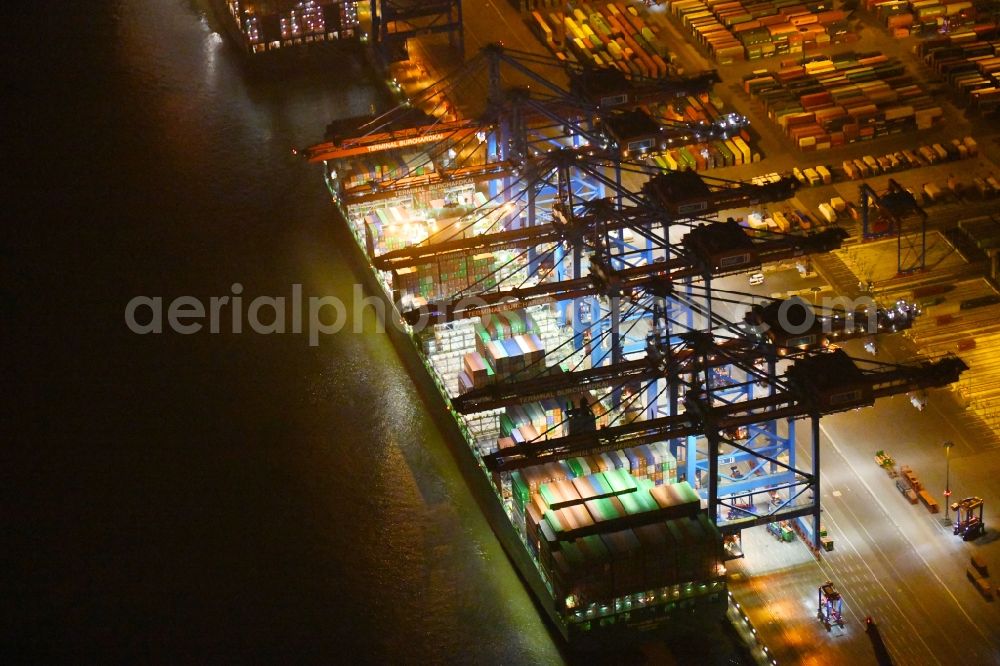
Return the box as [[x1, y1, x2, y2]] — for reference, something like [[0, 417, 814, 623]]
[[208, 0, 362, 67]]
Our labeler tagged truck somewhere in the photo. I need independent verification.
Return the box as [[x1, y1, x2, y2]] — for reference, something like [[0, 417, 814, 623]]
[[796, 211, 814, 230], [818, 203, 837, 224], [922, 182, 943, 204], [947, 174, 964, 198], [902, 149, 923, 168], [772, 210, 791, 232], [972, 177, 994, 199], [987, 175, 1000, 195], [963, 135, 978, 156]]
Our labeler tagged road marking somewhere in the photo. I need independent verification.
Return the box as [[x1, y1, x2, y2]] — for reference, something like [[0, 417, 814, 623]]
[[820, 423, 995, 648], [817, 508, 939, 664], [823, 494, 947, 664], [483, 1, 533, 52], [926, 394, 975, 455]]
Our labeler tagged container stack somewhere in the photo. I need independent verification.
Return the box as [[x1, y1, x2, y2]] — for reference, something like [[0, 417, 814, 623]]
[[478, 311, 539, 343], [505, 441, 678, 496], [516, 472, 722, 611], [624, 442, 679, 484], [519, 470, 700, 544], [341, 153, 435, 192], [362, 195, 496, 257], [438, 254, 497, 300], [502, 400, 567, 440], [743, 52, 945, 150], [433, 306, 586, 403], [865, 0, 977, 38], [640, 96, 761, 170], [644, 94, 724, 127], [459, 332, 546, 388], [278, 2, 327, 40], [650, 134, 755, 171], [364, 206, 433, 253], [561, 441, 665, 480], [458, 310, 549, 390], [666, 0, 851, 62], [423, 320, 508, 443], [670, 0, 744, 63], [392, 253, 498, 303], [919, 37, 1000, 114], [528, 2, 674, 78]]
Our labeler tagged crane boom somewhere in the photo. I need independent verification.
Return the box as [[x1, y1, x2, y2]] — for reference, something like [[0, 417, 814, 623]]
[[482, 353, 966, 472]]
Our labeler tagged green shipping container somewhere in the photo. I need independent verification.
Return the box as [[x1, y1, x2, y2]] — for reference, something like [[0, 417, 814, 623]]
[[512, 471, 529, 506]]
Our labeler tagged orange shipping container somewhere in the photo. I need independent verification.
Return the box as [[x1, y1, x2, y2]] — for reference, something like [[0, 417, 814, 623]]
[[651, 53, 668, 77], [725, 139, 743, 165], [789, 13, 819, 26]]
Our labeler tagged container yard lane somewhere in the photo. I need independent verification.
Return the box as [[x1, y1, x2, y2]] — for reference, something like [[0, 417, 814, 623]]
[[714, 269, 1000, 664], [818, 384, 1000, 656], [727, 400, 1000, 665]]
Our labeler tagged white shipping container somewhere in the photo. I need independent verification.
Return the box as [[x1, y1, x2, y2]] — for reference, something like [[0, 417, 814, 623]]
[[818, 203, 837, 224]]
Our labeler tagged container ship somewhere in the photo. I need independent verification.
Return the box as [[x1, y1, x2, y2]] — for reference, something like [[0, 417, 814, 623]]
[[213, 0, 359, 57], [305, 147, 731, 647], [297, 52, 745, 649]]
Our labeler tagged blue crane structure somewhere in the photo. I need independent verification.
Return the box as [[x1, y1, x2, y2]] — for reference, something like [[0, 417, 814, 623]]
[[302, 44, 964, 553]]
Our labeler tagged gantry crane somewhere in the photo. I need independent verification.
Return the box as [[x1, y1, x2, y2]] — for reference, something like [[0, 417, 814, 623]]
[[951, 496, 985, 540], [302, 43, 967, 554], [818, 581, 844, 627]]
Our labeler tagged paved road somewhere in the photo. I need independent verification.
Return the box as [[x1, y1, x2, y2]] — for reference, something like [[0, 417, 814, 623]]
[[714, 259, 1000, 665], [729, 374, 1000, 665]]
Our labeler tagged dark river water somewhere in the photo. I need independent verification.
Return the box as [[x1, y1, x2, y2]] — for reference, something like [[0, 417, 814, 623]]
[[5, 2, 562, 661]]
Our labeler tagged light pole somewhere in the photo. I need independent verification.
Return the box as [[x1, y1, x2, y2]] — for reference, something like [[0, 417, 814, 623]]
[[943, 440, 954, 521]]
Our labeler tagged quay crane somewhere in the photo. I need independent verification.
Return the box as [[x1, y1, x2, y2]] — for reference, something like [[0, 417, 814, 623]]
[[300, 33, 974, 642], [300, 43, 967, 551]]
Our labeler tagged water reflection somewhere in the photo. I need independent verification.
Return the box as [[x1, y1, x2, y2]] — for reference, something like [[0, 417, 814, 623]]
[[16, 0, 565, 661]]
